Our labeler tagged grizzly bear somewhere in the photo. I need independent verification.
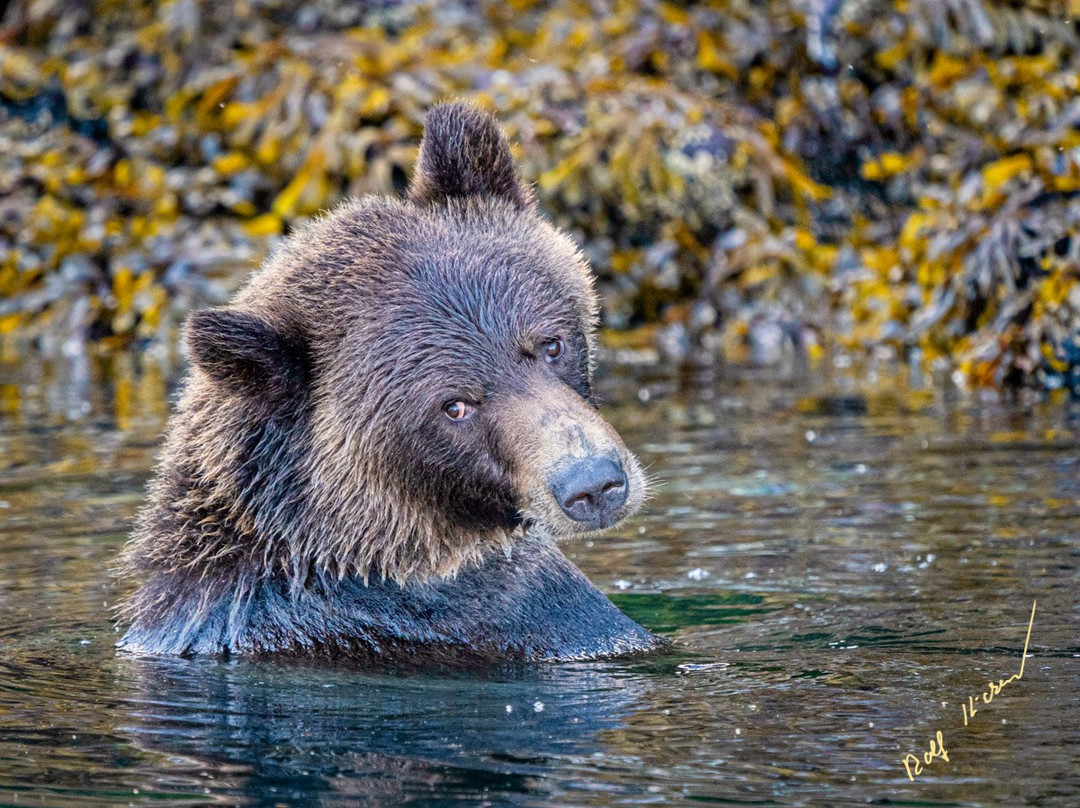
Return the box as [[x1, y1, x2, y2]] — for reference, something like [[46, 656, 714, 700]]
[[117, 102, 659, 663]]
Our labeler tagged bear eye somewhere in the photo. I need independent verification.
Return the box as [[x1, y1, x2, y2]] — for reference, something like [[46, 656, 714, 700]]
[[444, 400, 475, 421], [544, 337, 565, 361]]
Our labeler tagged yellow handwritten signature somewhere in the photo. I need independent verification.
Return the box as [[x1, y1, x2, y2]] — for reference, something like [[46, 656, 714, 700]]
[[902, 599, 1036, 782]]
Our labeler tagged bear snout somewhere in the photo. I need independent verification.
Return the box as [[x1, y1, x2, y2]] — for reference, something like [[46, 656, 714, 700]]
[[549, 456, 629, 527], [499, 379, 646, 539]]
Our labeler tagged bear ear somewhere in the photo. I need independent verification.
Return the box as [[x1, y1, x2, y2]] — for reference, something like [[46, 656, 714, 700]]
[[408, 102, 533, 210], [185, 308, 310, 402]]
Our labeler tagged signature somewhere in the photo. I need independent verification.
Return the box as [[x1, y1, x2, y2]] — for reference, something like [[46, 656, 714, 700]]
[[901, 600, 1036, 782]]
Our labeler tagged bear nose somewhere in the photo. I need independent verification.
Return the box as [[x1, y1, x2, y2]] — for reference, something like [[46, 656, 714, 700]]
[[550, 457, 629, 525]]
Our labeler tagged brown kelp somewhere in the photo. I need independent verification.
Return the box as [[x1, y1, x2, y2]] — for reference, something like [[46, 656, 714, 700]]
[[1, 0, 1078, 391]]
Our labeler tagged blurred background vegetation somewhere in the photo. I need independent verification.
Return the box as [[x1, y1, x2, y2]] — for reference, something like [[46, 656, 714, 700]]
[[1, 0, 1078, 392]]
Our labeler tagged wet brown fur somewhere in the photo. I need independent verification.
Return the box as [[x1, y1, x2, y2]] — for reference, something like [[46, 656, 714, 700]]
[[117, 103, 650, 655]]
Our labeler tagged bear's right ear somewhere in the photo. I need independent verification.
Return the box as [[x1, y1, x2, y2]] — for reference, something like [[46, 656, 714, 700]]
[[185, 308, 310, 403], [408, 102, 533, 210]]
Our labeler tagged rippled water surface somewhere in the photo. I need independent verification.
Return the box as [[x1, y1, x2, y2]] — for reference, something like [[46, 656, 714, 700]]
[[1, 353, 1078, 807]]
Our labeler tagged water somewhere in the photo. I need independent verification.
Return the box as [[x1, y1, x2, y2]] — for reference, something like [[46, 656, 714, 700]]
[[1, 351, 1078, 807]]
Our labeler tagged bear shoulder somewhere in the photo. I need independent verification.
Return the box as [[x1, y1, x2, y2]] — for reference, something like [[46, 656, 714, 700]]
[[118, 538, 659, 663]]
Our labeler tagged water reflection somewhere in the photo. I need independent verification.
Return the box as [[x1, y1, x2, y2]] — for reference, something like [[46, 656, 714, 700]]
[[114, 657, 654, 806]]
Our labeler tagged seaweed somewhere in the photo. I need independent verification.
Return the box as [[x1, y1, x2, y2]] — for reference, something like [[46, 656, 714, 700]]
[[0, 0, 1077, 390]]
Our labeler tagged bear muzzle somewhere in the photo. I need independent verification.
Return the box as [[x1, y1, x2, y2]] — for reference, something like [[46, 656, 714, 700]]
[[499, 379, 645, 539]]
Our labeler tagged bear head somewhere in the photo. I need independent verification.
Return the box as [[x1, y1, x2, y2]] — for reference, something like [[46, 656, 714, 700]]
[[136, 102, 646, 587]]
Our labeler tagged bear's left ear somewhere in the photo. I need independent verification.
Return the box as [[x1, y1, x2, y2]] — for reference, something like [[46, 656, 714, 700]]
[[185, 308, 310, 404], [408, 102, 533, 210]]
